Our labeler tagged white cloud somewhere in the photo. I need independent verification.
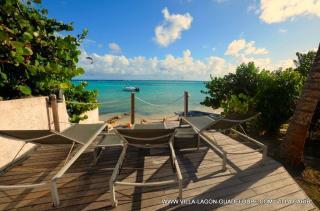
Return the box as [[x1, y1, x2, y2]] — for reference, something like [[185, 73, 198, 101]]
[[108, 42, 121, 54], [154, 7, 193, 47], [180, 0, 192, 3], [247, 4, 260, 14], [78, 46, 296, 80], [82, 39, 104, 49], [225, 39, 268, 56], [225, 39, 247, 55], [78, 38, 304, 80], [259, 0, 320, 24], [235, 54, 294, 70], [224, 39, 295, 71], [78, 49, 234, 80], [213, 0, 228, 3], [278, 28, 288, 33], [83, 39, 96, 44]]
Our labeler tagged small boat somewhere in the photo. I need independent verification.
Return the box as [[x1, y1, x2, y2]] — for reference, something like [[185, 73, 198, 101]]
[[123, 86, 140, 92]]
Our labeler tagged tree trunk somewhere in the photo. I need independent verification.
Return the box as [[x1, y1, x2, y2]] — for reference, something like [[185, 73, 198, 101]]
[[282, 43, 320, 166]]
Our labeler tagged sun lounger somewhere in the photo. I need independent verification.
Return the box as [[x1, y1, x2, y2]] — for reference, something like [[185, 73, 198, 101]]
[[180, 113, 267, 170], [0, 123, 107, 206], [108, 128, 182, 207], [92, 132, 124, 164], [174, 127, 198, 149], [92, 123, 167, 165], [133, 122, 166, 129]]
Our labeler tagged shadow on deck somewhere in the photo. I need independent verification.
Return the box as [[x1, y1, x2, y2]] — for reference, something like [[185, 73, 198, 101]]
[[0, 131, 316, 211]]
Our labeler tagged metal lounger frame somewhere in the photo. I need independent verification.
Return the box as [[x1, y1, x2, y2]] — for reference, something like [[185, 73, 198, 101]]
[[180, 114, 267, 171], [109, 129, 182, 207], [0, 123, 107, 207]]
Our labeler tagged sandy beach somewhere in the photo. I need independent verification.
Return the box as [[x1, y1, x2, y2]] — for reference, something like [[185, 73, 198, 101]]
[[100, 106, 223, 127]]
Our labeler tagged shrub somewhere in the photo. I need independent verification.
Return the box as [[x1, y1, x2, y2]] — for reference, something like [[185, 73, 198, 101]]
[[202, 62, 305, 134], [201, 62, 259, 108], [0, 0, 97, 122], [255, 69, 304, 134], [294, 51, 317, 77], [221, 93, 254, 114], [64, 82, 98, 123]]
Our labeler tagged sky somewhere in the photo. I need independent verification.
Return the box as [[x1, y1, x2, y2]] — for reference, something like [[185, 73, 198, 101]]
[[42, 0, 320, 80]]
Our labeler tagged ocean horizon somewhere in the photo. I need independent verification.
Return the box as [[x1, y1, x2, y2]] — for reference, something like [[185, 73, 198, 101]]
[[73, 80, 213, 121]]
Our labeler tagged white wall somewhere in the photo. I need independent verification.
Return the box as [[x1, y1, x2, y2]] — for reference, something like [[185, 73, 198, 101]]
[[79, 108, 102, 124], [0, 97, 52, 171], [56, 97, 71, 132], [0, 96, 101, 172], [0, 96, 53, 130]]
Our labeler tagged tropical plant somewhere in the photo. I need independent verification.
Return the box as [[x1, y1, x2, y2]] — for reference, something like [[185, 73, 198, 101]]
[[64, 82, 98, 123], [255, 69, 304, 134], [0, 0, 97, 122], [294, 51, 317, 77], [201, 62, 259, 108], [221, 93, 253, 114], [201, 61, 305, 134]]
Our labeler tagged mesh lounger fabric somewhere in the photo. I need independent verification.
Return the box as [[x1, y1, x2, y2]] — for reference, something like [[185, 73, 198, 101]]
[[182, 112, 258, 132], [0, 123, 107, 207], [109, 127, 182, 207], [116, 128, 175, 145], [133, 123, 165, 129], [181, 116, 220, 132], [174, 127, 198, 149], [97, 134, 124, 147], [0, 123, 106, 145]]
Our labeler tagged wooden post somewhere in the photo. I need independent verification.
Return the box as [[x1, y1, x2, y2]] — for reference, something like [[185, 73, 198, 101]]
[[50, 94, 60, 132], [184, 91, 189, 117], [131, 92, 135, 125]]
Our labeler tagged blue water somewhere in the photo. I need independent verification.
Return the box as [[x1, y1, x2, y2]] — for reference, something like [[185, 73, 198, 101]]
[[73, 80, 210, 118]]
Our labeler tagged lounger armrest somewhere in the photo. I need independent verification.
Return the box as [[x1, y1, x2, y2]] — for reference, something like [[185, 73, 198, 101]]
[[230, 129, 265, 148], [0, 182, 48, 189]]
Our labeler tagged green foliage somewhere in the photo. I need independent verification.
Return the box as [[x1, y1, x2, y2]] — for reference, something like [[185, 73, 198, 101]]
[[64, 82, 98, 123], [0, 0, 96, 121], [294, 51, 317, 77], [201, 62, 259, 108], [202, 60, 306, 134], [255, 70, 304, 133], [221, 93, 253, 114], [201, 77, 230, 108], [0, 0, 87, 98]]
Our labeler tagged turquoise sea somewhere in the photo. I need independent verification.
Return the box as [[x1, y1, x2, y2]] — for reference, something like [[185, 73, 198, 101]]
[[74, 80, 213, 121]]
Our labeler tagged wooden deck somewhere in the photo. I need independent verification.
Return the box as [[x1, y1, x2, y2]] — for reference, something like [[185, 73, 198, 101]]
[[0, 127, 317, 210]]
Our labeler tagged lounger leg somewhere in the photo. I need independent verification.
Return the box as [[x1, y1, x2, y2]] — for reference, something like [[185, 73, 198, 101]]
[[170, 148, 176, 170], [118, 154, 126, 175], [92, 147, 103, 165], [169, 139, 183, 200], [50, 179, 60, 207], [261, 146, 267, 166], [178, 178, 183, 199], [110, 144, 127, 207], [110, 180, 117, 207], [222, 153, 227, 171], [64, 142, 76, 166], [197, 135, 200, 150]]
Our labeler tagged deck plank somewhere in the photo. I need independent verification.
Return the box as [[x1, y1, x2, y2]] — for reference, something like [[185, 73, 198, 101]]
[[0, 130, 317, 211]]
